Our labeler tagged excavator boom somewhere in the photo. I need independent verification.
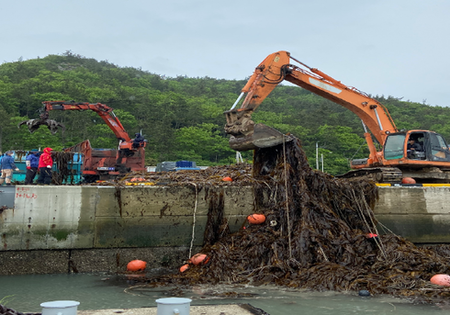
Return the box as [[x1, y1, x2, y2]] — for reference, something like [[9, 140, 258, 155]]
[[42, 101, 132, 142], [225, 51, 397, 153]]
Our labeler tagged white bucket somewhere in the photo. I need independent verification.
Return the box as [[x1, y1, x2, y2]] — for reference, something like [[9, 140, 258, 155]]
[[40, 300, 80, 315], [155, 297, 192, 315]]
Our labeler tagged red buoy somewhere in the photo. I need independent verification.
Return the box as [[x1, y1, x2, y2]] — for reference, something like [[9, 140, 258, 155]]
[[430, 274, 450, 287], [222, 176, 233, 182], [401, 177, 416, 184], [179, 264, 189, 273], [190, 253, 210, 265], [247, 214, 266, 225], [127, 260, 147, 271]]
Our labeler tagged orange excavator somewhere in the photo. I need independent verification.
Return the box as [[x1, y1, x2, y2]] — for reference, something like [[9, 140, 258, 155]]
[[224, 51, 450, 183], [20, 101, 146, 182]]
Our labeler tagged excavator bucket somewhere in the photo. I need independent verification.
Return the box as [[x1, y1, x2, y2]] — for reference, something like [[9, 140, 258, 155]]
[[229, 123, 293, 151]]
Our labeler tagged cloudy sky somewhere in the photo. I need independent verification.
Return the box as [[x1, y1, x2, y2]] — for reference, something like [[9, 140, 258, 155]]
[[2, 0, 450, 107]]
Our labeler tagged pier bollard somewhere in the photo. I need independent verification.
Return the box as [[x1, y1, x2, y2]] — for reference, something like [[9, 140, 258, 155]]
[[155, 297, 192, 315]]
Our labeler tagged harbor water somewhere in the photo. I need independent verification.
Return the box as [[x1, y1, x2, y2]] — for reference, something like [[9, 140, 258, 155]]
[[0, 273, 448, 314]]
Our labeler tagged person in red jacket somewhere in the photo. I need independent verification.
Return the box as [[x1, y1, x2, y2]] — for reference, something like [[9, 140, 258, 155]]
[[37, 147, 53, 185]]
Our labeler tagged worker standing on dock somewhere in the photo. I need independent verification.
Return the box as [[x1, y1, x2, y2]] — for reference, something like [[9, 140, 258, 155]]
[[37, 147, 53, 185], [0, 151, 19, 186], [25, 150, 40, 185]]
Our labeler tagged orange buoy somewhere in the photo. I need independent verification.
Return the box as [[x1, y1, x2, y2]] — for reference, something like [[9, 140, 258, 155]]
[[130, 177, 145, 182], [127, 260, 147, 271], [430, 274, 450, 287], [179, 264, 189, 273], [222, 176, 233, 182], [401, 177, 416, 184], [247, 213, 266, 225], [190, 253, 210, 265]]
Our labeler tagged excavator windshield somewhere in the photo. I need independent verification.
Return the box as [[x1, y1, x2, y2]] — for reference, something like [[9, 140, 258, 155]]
[[384, 134, 406, 160]]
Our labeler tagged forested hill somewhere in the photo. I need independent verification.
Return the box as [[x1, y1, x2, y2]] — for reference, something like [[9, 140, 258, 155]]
[[1, 52, 450, 175]]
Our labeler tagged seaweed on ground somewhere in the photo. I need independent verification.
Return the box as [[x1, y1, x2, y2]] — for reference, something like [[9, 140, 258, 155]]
[[135, 137, 450, 304], [92, 163, 255, 188]]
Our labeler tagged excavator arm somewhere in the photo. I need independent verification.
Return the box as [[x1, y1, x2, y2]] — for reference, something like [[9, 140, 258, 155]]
[[225, 51, 398, 162], [42, 101, 132, 143]]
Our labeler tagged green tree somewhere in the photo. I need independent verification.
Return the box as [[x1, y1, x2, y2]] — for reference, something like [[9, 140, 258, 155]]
[[314, 125, 368, 175], [175, 123, 235, 165]]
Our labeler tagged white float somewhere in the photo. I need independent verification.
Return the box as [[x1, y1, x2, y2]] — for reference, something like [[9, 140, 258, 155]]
[[155, 297, 192, 315], [40, 300, 80, 315]]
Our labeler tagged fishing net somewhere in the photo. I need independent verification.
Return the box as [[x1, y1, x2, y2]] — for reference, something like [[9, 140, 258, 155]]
[[137, 137, 450, 305]]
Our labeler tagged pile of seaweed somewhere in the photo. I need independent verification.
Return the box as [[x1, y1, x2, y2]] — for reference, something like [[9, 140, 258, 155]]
[[138, 137, 450, 305], [94, 163, 255, 187], [52, 151, 79, 185]]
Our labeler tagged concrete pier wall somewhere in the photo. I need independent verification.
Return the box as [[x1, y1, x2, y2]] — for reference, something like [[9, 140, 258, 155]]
[[1, 184, 449, 275], [374, 186, 450, 243], [0, 185, 254, 251]]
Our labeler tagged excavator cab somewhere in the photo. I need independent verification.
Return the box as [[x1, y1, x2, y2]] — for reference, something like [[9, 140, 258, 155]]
[[384, 131, 450, 162]]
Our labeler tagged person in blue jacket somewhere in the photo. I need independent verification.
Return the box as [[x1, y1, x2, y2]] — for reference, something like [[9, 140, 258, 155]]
[[0, 151, 19, 186], [25, 150, 40, 185]]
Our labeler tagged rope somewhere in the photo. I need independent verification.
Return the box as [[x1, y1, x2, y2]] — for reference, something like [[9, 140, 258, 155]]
[[283, 136, 293, 259], [349, 140, 367, 161], [351, 188, 387, 258], [377, 221, 396, 235], [188, 182, 198, 258]]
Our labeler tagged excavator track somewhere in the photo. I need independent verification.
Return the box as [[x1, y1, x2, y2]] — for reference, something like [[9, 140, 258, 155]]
[[337, 167, 403, 184], [400, 167, 450, 183]]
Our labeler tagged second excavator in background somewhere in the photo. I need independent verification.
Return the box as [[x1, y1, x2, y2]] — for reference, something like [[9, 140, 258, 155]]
[[224, 51, 450, 183], [20, 101, 146, 182]]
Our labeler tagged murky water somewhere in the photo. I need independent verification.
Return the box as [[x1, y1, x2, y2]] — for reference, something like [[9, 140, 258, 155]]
[[0, 273, 447, 314]]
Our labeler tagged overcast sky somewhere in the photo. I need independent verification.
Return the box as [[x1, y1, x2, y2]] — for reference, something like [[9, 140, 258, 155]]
[[2, 0, 450, 107]]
